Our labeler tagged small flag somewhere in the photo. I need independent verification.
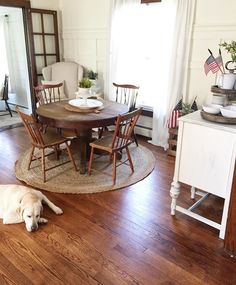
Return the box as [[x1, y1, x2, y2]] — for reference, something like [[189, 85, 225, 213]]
[[191, 100, 198, 111], [204, 55, 223, 75], [174, 99, 182, 111], [166, 99, 183, 129]]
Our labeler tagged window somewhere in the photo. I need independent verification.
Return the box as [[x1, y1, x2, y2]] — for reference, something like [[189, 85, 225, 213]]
[[110, 1, 176, 109], [29, 9, 60, 85]]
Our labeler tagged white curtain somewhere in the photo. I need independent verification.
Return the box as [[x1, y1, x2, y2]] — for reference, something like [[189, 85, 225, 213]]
[[0, 16, 9, 87], [108, 0, 176, 106], [151, 0, 196, 149], [108, 0, 140, 101], [109, 0, 196, 150]]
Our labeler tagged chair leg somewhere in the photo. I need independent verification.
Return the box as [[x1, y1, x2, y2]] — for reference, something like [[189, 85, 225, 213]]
[[113, 152, 117, 184], [54, 146, 60, 160], [132, 130, 138, 146], [98, 126, 109, 139], [126, 146, 134, 172], [28, 146, 35, 170], [5, 100, 12, 117], [88, 147, 94, 175], [41, 148, 46, 182], [98, 127, 103, 139], [65, 142, 77, 172]]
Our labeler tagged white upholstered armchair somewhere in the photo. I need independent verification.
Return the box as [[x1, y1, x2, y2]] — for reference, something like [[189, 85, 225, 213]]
[[42, 62, 83, 98]]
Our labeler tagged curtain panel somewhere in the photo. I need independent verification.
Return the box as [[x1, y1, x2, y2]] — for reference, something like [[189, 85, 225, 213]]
[[109, 0, 196, 149]]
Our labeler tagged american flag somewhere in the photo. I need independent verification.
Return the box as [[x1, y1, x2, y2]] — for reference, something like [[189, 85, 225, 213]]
[[166, 99, 182, 129], [191, 100, 198, 111], [204, 55, 223, 75]]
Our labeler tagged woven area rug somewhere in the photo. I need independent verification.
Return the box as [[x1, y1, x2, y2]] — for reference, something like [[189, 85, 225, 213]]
[[15, 145, 156, 194]]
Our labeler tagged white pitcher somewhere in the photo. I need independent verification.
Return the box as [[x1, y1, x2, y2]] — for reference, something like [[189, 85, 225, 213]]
[[217, 73, 236, 90]]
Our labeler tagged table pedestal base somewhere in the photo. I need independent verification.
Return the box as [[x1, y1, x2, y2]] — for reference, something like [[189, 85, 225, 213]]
[[71, 129, 92, 174]]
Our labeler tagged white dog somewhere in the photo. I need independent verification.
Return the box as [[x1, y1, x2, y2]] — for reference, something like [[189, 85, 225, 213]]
[[0, 185, 63, 232]]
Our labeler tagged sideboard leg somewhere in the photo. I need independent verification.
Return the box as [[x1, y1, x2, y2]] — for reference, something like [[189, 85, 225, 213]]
[[191, 186, 196, 199], [170, 181, 180, 215]]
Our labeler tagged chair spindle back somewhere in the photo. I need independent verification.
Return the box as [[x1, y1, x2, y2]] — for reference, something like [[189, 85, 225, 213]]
[[16, 108, 44, 146], [111, 108, 142, 151], [34, 82, 63, 106], [113, 83, 139, 112]]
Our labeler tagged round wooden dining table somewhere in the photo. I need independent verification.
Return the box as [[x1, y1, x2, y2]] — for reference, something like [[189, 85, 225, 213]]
[[36, 99, 129, 174]]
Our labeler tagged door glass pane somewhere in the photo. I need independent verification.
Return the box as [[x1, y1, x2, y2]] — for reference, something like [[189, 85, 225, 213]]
[[36, 56, 45, 74], [34, 35, 44, 54], [43, 14, 54, 33], [32, 13, 42, 33], [46, 56, 57, 66], [45, 35, 55, 54]]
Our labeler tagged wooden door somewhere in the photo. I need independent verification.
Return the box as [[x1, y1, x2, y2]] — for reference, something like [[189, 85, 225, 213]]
[[28, 8, 60, 86]]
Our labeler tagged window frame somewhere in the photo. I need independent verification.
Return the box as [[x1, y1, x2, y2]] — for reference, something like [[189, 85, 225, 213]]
[[141, 0, 161, 4]]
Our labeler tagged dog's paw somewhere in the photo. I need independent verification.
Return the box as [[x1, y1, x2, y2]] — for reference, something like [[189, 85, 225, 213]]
[[54, 207, 63, 215], [39, 218, 48, 224]]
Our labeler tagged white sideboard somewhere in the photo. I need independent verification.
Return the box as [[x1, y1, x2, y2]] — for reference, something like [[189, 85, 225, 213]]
[[170, 111, 236, 239]]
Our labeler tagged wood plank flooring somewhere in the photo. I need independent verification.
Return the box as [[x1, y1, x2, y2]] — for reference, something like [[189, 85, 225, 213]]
[[0, 126, 236, 284]]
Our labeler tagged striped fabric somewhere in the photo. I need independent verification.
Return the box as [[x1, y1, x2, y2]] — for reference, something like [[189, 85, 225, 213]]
[[166, 110, 182, 128], [166, 99, 183, 128]]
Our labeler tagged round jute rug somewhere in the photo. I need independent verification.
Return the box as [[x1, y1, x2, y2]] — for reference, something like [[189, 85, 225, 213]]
[[15, 145, 156, 194]]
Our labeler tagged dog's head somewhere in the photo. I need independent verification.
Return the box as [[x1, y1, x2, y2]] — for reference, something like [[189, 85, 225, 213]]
[[18, 193, 43, 232]]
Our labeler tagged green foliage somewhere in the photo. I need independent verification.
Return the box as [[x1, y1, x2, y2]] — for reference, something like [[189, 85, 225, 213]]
[[220, 41, 236, 62], [182, 103, 193, 115], [78, 78, 93, 88], [84, 69, 98, 80]]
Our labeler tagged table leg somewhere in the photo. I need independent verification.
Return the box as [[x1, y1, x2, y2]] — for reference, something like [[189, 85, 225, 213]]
[[76, 129, 92, 174]]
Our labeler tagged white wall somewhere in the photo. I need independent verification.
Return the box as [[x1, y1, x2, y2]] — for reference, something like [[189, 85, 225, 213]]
[[188, 0, 236, 106], [28, 1, 236, 137], [30, 0, 59, 10], [58, 0, 236, 137], [58, 0, 236, 107], [59, 0, 110, 94]]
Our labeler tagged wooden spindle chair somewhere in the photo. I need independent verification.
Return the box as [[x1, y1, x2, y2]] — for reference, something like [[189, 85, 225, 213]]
[[16, 107, 77, 182], [34, 82, 64, 106], [0, 75, 12, 117], [88, 107, 142, 184], [113, 83, 139, 112], [98, 83, 140, 146], [34, 83, 76, 138]]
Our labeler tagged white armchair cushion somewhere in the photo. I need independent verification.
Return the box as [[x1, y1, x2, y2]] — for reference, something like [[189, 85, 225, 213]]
[[41, 80, 66, 101], [42, 62, 83, 98]]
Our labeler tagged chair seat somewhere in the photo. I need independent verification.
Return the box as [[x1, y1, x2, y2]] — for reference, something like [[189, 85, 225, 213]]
[[90, 134, 113, 152], [41, 128, 68, 147]]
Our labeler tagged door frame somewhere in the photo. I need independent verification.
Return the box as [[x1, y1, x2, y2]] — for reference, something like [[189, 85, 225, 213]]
[[30, 8, 60, 87], [0, 0, 35, 111]]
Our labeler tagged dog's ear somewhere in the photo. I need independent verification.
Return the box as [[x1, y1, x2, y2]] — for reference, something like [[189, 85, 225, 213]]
[[16, 206, 25, 219]]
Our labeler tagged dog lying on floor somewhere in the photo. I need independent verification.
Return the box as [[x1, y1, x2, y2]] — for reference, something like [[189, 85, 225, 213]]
[[0, 185, 63, 232]]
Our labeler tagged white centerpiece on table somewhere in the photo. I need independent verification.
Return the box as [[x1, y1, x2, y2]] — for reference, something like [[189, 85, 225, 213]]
[[77, 78, 93, 104]]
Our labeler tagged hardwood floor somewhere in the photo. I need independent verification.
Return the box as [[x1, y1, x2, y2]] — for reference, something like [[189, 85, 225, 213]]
[[0, 126, 235, 285]]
